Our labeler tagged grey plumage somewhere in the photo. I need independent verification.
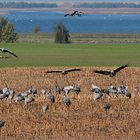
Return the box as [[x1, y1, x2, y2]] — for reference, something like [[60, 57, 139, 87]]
[[47, 92, 55, 103], [92, 88, 101, 93], [104, 103, 111, 112], [90, 83, 105, 101], [24, 96, 35, 105], [0, 89, 3, 94], [26, 87, 33, 94], [90, 83, 101, 93], [55, 85, 62, 94], [63, 85, 74, 94], [42, 104, 49, 113], [40, 89, 47, 95], [63, 94, 71, 106], [135, 86, 139, 94], [0, 93, 8, 100], [0, 120, 5, 128], [31, 88, 38, 97], [2, 87, 9, 94], [118, 85, 128, 95], [15, 94, 25, 102], [20, 92, 30, 97], [93, 92, 104, 101], [7, 89, 15, 103], [107, 84, 118, 96], [72, 84, 81, 95]]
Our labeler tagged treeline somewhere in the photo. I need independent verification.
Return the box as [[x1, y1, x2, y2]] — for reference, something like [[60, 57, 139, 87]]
[[1, 2, 140, 9], [73, 2, 140, 8], [0, 2, 57, 8]]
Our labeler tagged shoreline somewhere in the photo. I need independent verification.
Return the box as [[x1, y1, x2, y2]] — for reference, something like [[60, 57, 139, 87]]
[[0, 11, 10, 15], [1, 8, 140, 15]]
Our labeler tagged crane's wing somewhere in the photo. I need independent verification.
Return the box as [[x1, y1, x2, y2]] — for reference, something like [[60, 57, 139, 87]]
[[78, 11, 84, 14], [91, 84, 101, 90], [0, 48, 3, 51], [5, 49, 18, 58], [46, 70, 63, 73], [71, 10, 78, 16], [114, 64, 128, 73], [65, 68, 81, 72], [94, 70, 111, 75], [64, 14, 69, 17]]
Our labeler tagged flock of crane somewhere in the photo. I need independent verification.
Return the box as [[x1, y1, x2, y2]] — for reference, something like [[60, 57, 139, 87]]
[[0, 11, 135, 130], [0, 63, 132, 128]]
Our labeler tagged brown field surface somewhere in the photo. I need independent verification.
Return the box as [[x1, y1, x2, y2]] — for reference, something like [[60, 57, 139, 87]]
[[0, 67, 140, 140]]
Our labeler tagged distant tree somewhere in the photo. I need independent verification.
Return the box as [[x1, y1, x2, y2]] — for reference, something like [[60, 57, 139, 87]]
[[0, 16, 18, 43], [0, 2, 58, 8], [0, 28, 2, 42], [33, 25, 41, 33], [54, 23, 70, 43], [0, 17, 8, 42]]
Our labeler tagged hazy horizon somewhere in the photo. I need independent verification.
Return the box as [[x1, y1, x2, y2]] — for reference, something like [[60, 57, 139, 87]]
[[0, 0, 140, 3]]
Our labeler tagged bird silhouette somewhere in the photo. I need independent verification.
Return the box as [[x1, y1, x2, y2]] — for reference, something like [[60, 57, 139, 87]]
[[94, 64, 128, 77], [64, 11, 84, 17], [104, 103, 111, 113], [47, 92, 55, 103], [42, 104, 49, 113], [63, 94, 71, 106], [125, 92, 131, 99], [0, 48, 18, 58], [46, 68, 81, 75], [75, 11, 84, 16], [0, 120, 5, 128]]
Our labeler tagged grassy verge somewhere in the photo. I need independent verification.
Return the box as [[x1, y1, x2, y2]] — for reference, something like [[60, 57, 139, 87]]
[[0, 42, 139, 67], [18, 33, 140, 44]]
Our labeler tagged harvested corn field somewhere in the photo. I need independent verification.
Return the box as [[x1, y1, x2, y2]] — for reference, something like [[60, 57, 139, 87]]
[[0, 67, 140, 140]]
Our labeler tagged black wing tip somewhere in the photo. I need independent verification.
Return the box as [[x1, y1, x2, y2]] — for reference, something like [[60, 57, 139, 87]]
[[71, 68, 81, 71], [120, 64, 129, 67], [65, 68, 81, 72], [119, 64, 129, 68], [94, 70, 100, 73], [125, 64, 129, 67], [75, 68, 81, 70], [64, 14, 69, 17], [46, 71, 52, 73]]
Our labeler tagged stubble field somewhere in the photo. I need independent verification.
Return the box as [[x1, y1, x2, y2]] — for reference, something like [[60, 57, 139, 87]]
[[0, 67, 140, 140]]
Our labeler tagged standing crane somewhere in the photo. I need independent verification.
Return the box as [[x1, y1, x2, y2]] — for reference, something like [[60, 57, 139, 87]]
[[0, 120, 5, 128]]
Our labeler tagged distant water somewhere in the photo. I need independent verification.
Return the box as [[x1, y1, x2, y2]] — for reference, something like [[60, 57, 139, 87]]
[[2, 10, 140, 33]]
